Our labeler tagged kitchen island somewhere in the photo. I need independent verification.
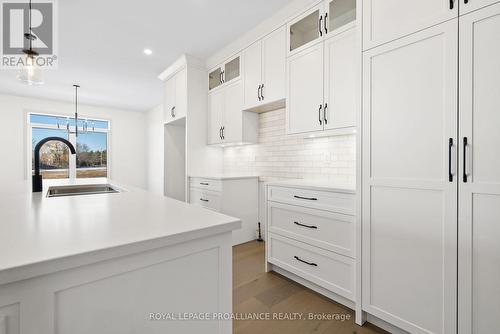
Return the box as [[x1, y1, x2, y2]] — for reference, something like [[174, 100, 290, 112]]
[[0, 179, 240, 334]]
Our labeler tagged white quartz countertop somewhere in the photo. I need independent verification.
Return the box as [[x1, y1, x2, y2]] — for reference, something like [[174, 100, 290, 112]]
[[189, 174, 259, 180], [0, 178, 240, 284], [265, 179, 356, 193]]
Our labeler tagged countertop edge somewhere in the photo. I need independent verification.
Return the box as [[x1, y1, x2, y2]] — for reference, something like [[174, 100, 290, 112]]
[[0, 219, 241, 286]]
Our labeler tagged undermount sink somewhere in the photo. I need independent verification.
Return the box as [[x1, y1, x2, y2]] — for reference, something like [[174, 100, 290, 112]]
[[46, 184, 120, 198]]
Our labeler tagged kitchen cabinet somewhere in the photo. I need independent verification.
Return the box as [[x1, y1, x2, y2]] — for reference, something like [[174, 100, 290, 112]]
[[362, 20, 458, 334], [266, 182, 356, 306], [323, 27, 356, 130], [458, 4, 500, 334], [287, 43, 324, 134], [243, 26, 286, 111], [208, 80, 258, 145], [163, 68, 187, 124], [287, 0, 356, 55], [208, 55, 240, 91], [362, 0, 458, 50], [287, 26, 356, 135], [362, 2, 500, 333], [189, 176, 259, 246]]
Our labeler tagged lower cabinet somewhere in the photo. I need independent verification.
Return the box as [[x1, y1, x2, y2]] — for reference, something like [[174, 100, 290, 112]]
[[189, 176, 259, 245], [266, 182, 356, 307]]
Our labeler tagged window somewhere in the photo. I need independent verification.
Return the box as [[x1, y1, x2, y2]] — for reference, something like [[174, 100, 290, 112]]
[[29, 113, 110, 179]]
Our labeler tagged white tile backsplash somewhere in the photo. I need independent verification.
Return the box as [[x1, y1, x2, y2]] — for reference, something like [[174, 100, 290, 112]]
[[223, 108, 356, 185]]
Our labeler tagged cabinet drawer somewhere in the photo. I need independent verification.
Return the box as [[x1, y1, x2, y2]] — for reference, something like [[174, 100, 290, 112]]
[[189, 188, 221, 212], [268, 233, 354, 301], [189, 178, 222, 192], [268, 202, 354, 258], [268, 186, 355, 214]]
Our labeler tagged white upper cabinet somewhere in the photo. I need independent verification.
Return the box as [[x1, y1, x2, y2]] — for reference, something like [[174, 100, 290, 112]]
[[286, 0, 357, 135], [323, 27, 356, 130], [208, 88, 224, 145], [243, 41, 263, 109], [362, 0, 458, 50], [208, 55, 241, 91], [208, 81, 258, 145], [164, 68, 187, 124], [243, 26, 286, 111], [262, 27, 287, 105], [460, 0, 500, 14], [287, 43, 324, 134], [288, 5, 323, 54], [287, 0, 357, 56]]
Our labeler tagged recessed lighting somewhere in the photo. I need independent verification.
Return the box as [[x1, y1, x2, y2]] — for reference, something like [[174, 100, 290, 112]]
[[144, 48, 152, 55]]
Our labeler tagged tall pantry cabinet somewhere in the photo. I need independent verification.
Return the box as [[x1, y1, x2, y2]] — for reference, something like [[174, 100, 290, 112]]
[[361, 1, 500, 334]]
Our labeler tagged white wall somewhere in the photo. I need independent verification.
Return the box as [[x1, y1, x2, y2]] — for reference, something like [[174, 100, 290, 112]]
[[0, 94, 147, 189], [224, 109, 356, 185], [145, 104, 164, 195]]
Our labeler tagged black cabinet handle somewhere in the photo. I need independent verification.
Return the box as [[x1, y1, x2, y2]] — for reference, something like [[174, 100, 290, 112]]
[[294, 256, 318, 267], [219, 127, 223, 140], [200, 198, 209, 202], [171, 106, 176, 118], [450, 0, 454, 9], [222, 126, 225, 140], [448, 138, 453, 182], [464, 0, 468, 3], [294, 195, 318, 201], [222, 70, 225, 82], [324, 103, 328, 125], [258, 84, 262, 101], [319, 15, 323, 36], [294, 221, 318, 229], [318, 104, 323, 125], [200, 182, 209, 186], [219, 72, 223, 84], [463, 137, 468, 183], [324, 12, 328, 34], [261, 84, 264, 100]]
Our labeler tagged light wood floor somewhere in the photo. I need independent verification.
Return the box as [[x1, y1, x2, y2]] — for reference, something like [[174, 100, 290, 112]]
[[233, 241, 388, 334]]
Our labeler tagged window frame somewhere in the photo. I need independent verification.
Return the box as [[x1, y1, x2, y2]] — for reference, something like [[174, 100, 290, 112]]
[[26, 111, 112, 180]]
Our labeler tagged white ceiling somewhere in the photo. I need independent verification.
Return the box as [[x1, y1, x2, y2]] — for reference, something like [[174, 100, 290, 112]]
[[0, 0, 293, 111]]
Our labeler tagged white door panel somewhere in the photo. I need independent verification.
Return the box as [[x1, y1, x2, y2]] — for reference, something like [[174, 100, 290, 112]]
[[287, 43, 324, 134], [243, 41, 262, 109], [223, 81, 243, 143], [174, 70, 187, 119], [323, 27, 356, 130], [363, 0, 458, 50], [262, 26, 286, 103], [458, 4, 500, 334], [208, 90, 224, 145], [362, 20, 458, 334]]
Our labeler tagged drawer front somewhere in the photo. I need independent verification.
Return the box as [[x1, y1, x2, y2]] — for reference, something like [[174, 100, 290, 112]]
[[189, 188, 221, 212], [268, 233, 354, 301], [268, 202, 355, 258], [189, 178, 222, 192], [268, 186, 355, 214]]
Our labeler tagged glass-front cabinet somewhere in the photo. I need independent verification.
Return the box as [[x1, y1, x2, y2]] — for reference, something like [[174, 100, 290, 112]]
[[208, 55, 241, 91], [287, 0, 356, 55]]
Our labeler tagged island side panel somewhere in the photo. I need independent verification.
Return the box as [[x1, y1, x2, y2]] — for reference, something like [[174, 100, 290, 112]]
[[0, 232, 233, 334]]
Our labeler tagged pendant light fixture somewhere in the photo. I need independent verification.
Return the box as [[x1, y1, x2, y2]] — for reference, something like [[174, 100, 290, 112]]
[[61, 84, 94, 137], [17, 0, 44, 85]]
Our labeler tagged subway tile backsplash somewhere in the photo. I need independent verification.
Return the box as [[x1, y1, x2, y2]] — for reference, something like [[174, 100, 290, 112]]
[[223, 108, 356, 185]]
